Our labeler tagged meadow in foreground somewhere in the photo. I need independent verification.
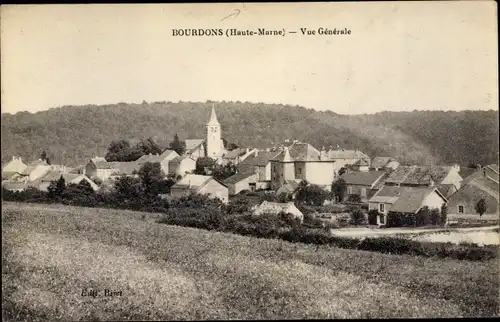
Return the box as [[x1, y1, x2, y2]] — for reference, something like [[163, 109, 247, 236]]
[[2, 202, 499, 320]]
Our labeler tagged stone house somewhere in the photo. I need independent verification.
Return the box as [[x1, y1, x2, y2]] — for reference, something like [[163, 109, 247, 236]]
[[169, 174, 228, 204], [223, 172, 260, 196], [327, 149, 370, 170], [339, 171, 388, 202], [384, 165, 463, 191], [238, 149, 281, 190], [84, 157, 116, 182], [368, 186, 447, 225], [252, 200, 304, 222], [17, 159, 52, 182], [370, 157, 400, 171], [135, 149, 179, 175], [168, 156, 197, 177], [35, 170, 99, 191], [219, 148, 256, 166], [447, 165, 499, 216]]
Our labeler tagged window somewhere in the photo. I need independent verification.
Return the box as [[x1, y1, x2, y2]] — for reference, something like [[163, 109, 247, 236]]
[[347, 187, 353, 194], [379, 203, 385, 213], [361, 188, 366, 197], [458, 205, 464, 214]]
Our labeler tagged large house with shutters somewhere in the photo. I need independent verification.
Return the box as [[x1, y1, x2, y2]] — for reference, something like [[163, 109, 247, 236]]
[[270, 142, 340, 191]]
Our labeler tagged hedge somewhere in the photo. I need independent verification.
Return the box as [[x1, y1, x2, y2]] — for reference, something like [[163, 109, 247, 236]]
[[3, 186, 497, 262]]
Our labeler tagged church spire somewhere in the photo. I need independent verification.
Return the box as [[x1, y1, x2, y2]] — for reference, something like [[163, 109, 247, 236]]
[[207, 104, 220, 125]]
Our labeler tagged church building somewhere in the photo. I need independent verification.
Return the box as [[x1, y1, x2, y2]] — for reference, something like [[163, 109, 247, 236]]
[[184, 105, 227, 161]]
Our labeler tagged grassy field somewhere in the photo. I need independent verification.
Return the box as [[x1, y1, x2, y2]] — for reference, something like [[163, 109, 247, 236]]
[[2, 202, 499, 320]]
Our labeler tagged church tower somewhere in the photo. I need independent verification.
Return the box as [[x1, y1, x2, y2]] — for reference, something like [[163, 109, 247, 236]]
[[206, 104, 222, 159]]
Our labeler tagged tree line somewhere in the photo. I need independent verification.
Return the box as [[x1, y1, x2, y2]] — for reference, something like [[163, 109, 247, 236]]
[[3, 101, 497, 167]]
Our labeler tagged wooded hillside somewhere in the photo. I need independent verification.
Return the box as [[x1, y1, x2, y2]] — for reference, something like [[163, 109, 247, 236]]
[[2, 101, 498, 167]]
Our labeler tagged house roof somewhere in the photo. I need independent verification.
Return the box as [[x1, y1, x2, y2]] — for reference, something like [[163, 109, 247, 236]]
[[354, 158, 370, 166], [2, 171, 21, 180], [20, 162, 49, 175], [172, 174, 226, 192], [255, 201, 301, 215], [328, 149, 369, 160], [271, 143, 328, 162], [40, 170, 85, 183], [461, 165, 499, 194], [369, 186, 446, 214], [136, 154, 164, 164], [222, 148, 247, 160], [185, 139, 204, 150], [240, 150, 281, 167], [384, 165, 456, 186], [160, 149, 178, 159], [340, 171, 386, 187], [2, 181, 27, 190], [170, 155, 195, 164], [436, 183, 456, 197], [223, 172, 257, 184], [371, 157, 396, 169], [458, 167, 477, 181], [107, 162, 138, 175], [91, 157, 112, 169]]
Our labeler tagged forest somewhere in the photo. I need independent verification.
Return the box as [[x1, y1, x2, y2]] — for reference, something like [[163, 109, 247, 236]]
[[1, 101, 498, 167]]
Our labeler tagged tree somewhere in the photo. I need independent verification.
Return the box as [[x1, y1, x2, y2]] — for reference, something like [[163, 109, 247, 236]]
[[194, 157, 216, 175], [48, 175, 66, 199], [227, 142, 239, 151], [332, 178, 347, 202], [40, 150, 51, 165], [105, 140, 131, 161], [137, 162, 168, 196], [475, 198, 487, 218], [169, 133, 186, 156], [350, 209, 366, 225], [212, 163, 237, 181], [105, 139, 146, 162], [295, 182, 329, 206], [440, 204, 448, 226], [137, 137, 162, 156], [338, 167, 347, 177]]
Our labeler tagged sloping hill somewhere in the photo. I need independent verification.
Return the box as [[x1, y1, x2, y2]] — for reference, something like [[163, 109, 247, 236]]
[[2, 202, 498, 319], [1, 101, 498, 167]]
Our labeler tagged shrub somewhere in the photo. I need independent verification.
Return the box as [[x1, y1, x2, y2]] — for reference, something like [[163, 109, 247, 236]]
[[440, 204, 448, 226], [347, 194, 362, 203], [350, 209, 366, 225], [367, 209, 379, 225]]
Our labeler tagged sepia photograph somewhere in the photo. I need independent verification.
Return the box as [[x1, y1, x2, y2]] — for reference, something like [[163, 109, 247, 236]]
[[1, 2, 499, 320]]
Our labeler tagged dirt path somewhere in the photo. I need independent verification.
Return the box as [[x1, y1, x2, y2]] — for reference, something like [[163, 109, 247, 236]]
[[330, 226, 499, 238]]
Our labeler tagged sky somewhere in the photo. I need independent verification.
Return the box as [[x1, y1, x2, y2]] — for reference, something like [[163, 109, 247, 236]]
[[1, 2, 498, 115]]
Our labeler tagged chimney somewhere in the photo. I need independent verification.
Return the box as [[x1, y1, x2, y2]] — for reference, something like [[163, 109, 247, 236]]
[[320, 147, 327, 160], [255, 150, 259, 156], [246, 148, 250, 154]]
